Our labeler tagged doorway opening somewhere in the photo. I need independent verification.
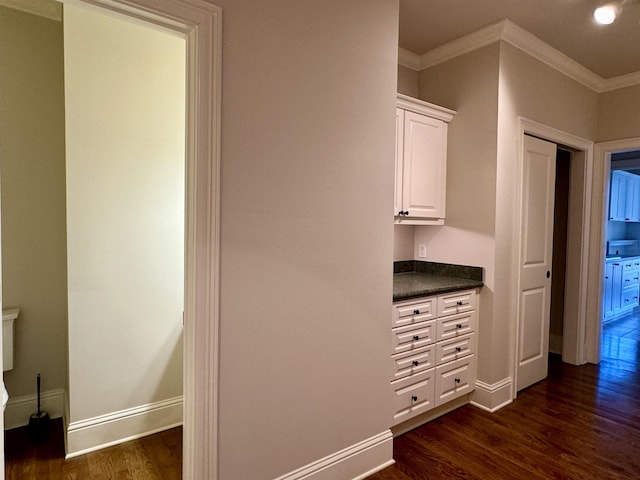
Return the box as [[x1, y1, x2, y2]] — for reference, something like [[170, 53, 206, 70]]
[[600, 149, 640, 365], [514, 118, 593, 398], [0, 0, 221, 478]]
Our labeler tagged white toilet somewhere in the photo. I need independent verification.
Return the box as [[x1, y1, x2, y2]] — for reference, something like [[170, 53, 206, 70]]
[[2, 308, 19, 412]]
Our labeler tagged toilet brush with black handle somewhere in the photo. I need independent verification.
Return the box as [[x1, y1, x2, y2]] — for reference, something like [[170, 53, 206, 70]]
[[28, 373, 50, 442]]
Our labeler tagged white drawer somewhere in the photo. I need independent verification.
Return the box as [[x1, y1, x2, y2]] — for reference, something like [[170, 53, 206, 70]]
[[392, 320, 437, 355], [391, 368, 435, 425], [435, 355, 475, 407], [435, 333, 475, 365], [437, 290, 476, 317], [393, 298, 436, 328], [391, 345, 436, 381], [436, 310, 475, 342]]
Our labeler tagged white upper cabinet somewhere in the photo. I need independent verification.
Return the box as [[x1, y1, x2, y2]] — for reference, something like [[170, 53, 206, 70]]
[[395, 94, 455, 225], [609, 170, 640, 222]]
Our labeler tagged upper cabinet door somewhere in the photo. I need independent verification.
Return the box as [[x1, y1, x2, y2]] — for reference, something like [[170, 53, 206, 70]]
[[394, 108, 405, 217], [402, 111, 447, 220]]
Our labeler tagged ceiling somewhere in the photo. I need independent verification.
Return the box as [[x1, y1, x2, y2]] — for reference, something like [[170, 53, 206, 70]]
[[399, 0, 640, 79]]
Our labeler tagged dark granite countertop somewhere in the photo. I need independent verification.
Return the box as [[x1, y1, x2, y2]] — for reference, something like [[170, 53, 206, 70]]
[[393, 260, 483, 302]]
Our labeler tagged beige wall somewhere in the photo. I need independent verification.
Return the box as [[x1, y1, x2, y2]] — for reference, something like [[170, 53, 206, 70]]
[[0, 6, 67, 398], [398, 65, 419, 97], [64, 4, 185, 422], [492, 42, 599, 381], [416, 43, 500, 384], [214, 1, 397, 478], [598, 84, 640, 141], [394, 225, 414, 260]]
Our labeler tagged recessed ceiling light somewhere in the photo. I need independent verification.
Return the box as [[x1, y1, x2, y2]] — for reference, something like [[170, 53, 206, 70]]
[[594, 5, 618, 24]]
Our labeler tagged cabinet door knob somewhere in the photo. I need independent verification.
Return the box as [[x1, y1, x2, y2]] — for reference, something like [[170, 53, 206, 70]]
[[454, 378, 461, 384], [412, 360, 419, 366], [456, 324, 463, 329], [456, 301, 463, 306], [605, 276, 609, 279], [413, 309, 420, 315], [455, 347, 462, 352], [413, 335, 420, 341], [546, 271, 551, 278], [411, 395, 418, 402]]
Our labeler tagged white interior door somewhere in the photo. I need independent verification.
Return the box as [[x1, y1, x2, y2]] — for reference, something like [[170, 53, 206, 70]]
[[517, 135, 557, 392]]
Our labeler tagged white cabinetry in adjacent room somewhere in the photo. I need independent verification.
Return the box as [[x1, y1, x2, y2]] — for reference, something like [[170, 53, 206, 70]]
[[391, 289, 477, 426], [603, 257, 640, 322], [394, 94, 455, 225], [609, 170, 640, 222]]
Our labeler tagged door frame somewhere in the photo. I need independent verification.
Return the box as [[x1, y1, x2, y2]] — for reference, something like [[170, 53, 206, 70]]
[[587, 136, 640, 364], [513, 117, 593, 396], [56, 1, 221, 479]]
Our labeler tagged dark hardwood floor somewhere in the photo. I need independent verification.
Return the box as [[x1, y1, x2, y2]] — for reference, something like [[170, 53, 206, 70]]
[[4, 419, 181, 479], [368, 315, 640, 480]]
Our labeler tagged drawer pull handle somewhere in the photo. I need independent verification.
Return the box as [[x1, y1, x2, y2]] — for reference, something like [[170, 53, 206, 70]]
[[455, 378, 461, 384], [456, 301, 463, 306], [413, 335, 420, 341], [456, 324, 463, 329], [626, 279, 631, 282], [413, 309, 420, 315], [411, 395, 418, 402], [455, 347, 462, 352], [412, 360, 419, 366]]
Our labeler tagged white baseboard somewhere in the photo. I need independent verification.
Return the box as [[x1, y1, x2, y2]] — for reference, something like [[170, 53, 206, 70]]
[[4, 388, 66, 430], [273, 430, 394, 480], [471, 378, 513, 412], [549, 334, 563, 355], [65, 395, 182, 458]]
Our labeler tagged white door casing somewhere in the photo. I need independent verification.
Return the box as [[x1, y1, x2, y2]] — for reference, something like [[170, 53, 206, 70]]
[[516, 135, 557, 392]]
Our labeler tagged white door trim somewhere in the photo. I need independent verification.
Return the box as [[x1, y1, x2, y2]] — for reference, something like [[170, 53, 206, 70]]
[[588, 137, 640, 364], [58, 1, 222, 478], [513, 117, 593, 397]]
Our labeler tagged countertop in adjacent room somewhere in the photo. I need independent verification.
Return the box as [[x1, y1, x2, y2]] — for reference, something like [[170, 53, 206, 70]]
[[393, 260, 483, 302]]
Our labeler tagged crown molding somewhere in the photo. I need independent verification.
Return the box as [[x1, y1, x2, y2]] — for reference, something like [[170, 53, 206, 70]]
[[0, 0, 62, 20], [398, 47, 421, 71], [421, 19, 507, 71], [399, 18, 640, 93]]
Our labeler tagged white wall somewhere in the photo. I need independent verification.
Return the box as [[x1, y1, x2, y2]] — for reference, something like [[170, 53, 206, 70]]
[[0, 7, 67, 400], [214, 1, 397, 478], [63, 2, 185, 432]]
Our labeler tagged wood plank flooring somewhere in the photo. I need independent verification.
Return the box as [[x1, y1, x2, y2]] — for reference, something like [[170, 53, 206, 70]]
[[4, 419, 181, 479], [368, 315, 640, 480]]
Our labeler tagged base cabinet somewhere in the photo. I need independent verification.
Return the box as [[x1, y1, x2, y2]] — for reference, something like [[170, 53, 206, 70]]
[[604, 257, 640, 322], [391, 289, 477, 426]]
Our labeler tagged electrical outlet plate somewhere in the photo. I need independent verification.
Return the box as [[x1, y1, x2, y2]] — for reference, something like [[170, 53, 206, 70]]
[[418, 244, 426, 258]]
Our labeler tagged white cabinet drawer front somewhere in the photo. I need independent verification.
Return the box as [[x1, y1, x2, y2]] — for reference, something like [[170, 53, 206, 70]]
[[391, 345, 436, 381], [622, 288, 639, 308], [435, 333, 475, 365], [393, 320, 437, 354], [435, 355, 475, 407], [393, 298, 436, 328], [437, 290, 476, 317], [391, 368, 435, 425], [623, 270, 640, 287], [623, 260, 640, 272], [436, 310, 475, 342]]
